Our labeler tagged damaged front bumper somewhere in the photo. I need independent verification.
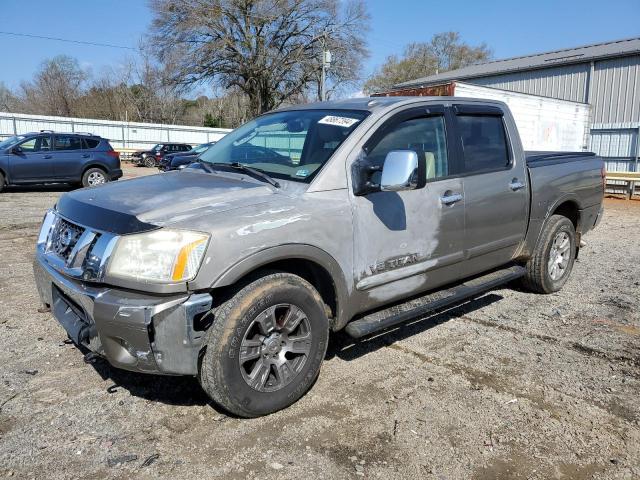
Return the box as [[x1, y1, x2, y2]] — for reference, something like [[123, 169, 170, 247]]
[[34, 255, 212, 376]]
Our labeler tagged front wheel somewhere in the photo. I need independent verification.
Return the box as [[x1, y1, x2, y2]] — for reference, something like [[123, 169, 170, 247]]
[[199, 273, 329, 417], [81, 168, 108, 188], [144, 156, 155, 168], [522, 214, 576, 293]]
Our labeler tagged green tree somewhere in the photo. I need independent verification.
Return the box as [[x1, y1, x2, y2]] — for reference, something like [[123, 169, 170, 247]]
[[364, 32, 491, 94], [203, 112, 224, 128]]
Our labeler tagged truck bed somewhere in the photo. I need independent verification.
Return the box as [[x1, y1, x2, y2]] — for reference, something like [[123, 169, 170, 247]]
[[523, 151, 604, 256]]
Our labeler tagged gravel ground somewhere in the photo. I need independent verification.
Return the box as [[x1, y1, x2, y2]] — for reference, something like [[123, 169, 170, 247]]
[[0, 167, 639, 479]]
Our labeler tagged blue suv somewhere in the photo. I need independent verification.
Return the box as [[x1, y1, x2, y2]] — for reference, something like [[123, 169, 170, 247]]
[[0, 131, 122, 192]]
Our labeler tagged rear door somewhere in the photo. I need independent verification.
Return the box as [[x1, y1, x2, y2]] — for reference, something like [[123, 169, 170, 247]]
[[8, 135, 53, 182], [452, 104, 528, 272], [52, 134, 85, 179]]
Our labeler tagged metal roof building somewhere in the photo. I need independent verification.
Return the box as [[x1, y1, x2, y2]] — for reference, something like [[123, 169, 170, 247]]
[[393, 37, 640, 174]]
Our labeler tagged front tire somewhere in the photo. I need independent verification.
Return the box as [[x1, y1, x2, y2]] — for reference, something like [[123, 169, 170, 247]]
[[81, 168, 108, 188], [522, 214, 576, 293], [199, 273, 329, 417], [144, 156, 155, 168]]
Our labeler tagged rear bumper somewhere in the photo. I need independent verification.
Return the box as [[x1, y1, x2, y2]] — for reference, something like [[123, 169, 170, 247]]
[[33, 254, 212, 376], [110, 169, 123, 180]]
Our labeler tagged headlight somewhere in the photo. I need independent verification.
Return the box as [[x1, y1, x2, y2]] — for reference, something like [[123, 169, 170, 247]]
[[107, 229, 210, 283]]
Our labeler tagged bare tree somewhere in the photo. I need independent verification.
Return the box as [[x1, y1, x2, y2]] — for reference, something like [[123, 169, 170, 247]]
[[0, 82, 17, 112], [149, 0, 370, 116], [19, 55, 88, 116], [116, 51, 189, 124], [364, 32, 491, 94]]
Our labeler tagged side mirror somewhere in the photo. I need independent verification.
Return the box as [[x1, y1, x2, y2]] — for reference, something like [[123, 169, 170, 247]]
[[380, 150, 426, 192], [11, 146, 22, 154]]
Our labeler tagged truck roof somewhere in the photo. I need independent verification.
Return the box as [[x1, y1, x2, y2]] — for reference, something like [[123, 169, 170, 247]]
[[275, 96, 507, 113]]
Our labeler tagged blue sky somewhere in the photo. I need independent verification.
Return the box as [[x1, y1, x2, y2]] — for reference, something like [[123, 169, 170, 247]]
[[1, 0, 639, 94]]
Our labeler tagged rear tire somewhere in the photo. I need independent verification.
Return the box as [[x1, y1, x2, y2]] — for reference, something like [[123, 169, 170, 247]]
[[81, 168, 108, 188], [199, 273, 329, 418], [522, 214, 576, 293]]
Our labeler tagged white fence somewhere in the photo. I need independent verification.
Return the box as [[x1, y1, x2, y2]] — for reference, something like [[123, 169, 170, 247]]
[[0, 111, 231, 149]]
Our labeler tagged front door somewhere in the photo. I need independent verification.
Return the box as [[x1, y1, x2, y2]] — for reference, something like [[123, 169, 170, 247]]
[[452, 104, 528, 272], [8, 135, 53, 182], [349, 105, 465, 309]]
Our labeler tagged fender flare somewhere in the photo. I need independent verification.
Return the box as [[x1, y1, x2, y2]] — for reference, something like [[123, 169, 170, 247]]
[[210, 244, 351, 329], [525, 193, 582, 256]]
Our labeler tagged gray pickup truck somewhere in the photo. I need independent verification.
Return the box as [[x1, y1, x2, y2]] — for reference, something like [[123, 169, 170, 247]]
[[34, 97, 604, 417]]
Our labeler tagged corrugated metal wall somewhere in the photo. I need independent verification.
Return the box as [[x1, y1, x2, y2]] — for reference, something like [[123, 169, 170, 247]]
[[590, 124, 639, 173], [469, 64, 590, 103], [591, 56, 640, 123]]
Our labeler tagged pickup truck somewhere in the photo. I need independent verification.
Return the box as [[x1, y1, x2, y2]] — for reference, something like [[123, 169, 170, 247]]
[[34, 97, 604, 417]]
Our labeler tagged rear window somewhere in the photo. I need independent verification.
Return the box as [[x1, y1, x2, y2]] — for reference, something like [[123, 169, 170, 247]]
[[457, 115, 510, 173], [83, 138, 100, 149]]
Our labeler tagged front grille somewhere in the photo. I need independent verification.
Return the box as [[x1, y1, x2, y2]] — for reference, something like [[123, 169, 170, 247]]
[[48, 217, 85, 262]]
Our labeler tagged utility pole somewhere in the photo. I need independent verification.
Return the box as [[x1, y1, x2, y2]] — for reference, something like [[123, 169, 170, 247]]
[[320, 33, 331, 102]]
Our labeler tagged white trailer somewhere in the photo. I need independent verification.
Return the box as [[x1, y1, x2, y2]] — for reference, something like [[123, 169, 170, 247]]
[[375, 81, 592, 152]]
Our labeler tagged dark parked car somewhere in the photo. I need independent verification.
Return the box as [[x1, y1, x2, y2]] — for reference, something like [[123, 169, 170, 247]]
[[159, 141, 217, 171], [131, 143, 192, 167], [0, 131, 122, 192]]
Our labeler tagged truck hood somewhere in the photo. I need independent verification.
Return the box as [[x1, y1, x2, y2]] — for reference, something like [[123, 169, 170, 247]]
[[56, 170, 280, 234]]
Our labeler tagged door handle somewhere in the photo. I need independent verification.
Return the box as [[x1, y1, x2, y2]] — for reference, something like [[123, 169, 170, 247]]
[[44, 155, 52, 159], [440, 192, 463, 205], [509, 179, 525, 191]]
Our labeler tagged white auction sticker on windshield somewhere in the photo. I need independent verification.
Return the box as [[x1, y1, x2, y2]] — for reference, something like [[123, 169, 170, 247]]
[[318, 115, 359, 128]]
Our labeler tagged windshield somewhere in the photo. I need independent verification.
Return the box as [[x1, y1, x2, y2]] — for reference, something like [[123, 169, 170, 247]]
[[192, 142, 214, 154], [197, 109, 368, 183], [0, 135, 26, 150], [151, 144, 163, 152]]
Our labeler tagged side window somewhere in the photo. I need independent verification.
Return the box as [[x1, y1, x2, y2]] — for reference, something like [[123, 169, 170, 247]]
[[83, 138, 100, 149], [457, 115, 510, 173], [18, 138, 38, 152], [18, 136, 50, 152], [367, 115, 449, 181], [54, 135, 83, 151]]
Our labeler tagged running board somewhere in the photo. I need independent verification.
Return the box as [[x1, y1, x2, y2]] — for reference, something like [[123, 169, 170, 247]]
[[344, 265, 526, 339]]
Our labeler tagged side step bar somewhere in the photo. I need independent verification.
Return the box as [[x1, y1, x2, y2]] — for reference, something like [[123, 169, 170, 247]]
[[345, 265, 526, 339]]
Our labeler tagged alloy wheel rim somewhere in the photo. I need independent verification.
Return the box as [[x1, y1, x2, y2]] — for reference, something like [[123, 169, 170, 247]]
[[548, 231, 571, 281], [87, 172, 106, 186], [239, 303, 312, 392]]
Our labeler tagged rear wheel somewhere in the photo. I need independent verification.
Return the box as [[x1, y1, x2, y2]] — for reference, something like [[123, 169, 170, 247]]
[[522, 214, 576, 293], [199, 273, 329, 417], [82, 168, 108, 188]]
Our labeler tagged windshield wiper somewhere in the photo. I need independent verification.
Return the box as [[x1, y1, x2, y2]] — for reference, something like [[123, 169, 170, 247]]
[[193, 158, 217, 173], [210, 162, 281, 188]]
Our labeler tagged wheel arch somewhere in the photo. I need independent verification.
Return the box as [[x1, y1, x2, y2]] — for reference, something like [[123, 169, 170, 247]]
[[82, 163, 109, 176], [209, 244, 350, 330], [551, 199, 580, 231]]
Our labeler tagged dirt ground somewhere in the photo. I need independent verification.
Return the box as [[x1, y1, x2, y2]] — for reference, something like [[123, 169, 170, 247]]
[[1, 167, 639, 479]]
